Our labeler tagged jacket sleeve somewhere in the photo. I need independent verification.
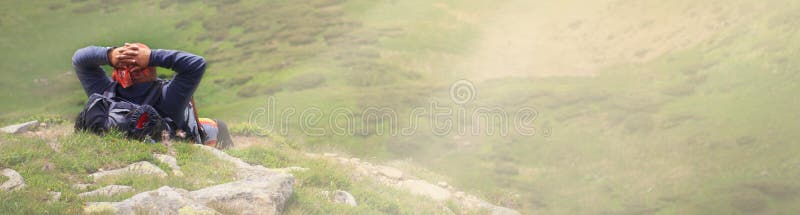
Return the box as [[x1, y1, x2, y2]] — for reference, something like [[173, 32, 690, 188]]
[[148, 49, 206, 120], [72, 46, 113, 96]]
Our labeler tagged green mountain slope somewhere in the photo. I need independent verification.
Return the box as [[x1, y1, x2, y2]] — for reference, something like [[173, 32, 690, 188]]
[[2, 0, 799, 214]]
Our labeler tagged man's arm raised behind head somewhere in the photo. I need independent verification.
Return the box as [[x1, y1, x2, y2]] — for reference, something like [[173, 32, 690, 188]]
[[73, 46, 114, 96], [147, 49, 206, 121]]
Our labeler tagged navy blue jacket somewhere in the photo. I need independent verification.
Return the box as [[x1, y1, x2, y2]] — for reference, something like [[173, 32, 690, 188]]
[[72, 46, 206, 131]]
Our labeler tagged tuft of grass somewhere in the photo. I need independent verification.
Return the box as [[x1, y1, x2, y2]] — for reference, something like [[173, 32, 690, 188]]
[[283, 72, 326, 91], [227, 147, 288, 168]]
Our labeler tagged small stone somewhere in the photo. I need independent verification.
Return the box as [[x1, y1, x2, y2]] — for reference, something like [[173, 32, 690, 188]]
[[437, 181, 449, 188], [48, 191, 62, 203], [78, 185, 134, 198], [154, 154, 183, 177], [323, 153, 338, 157], [0, 168, 26, 192], [333, 190, 358, 206], [1, 120, 39, 134], [377, 166, 404, 180]]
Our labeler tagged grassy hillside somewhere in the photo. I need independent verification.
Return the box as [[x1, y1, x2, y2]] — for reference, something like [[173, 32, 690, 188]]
[[2, 0, 800, 214], [0, 125, 456, 214]]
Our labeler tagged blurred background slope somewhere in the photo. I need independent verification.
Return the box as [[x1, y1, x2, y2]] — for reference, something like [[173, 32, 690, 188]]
[[1, 0, 799, 213]]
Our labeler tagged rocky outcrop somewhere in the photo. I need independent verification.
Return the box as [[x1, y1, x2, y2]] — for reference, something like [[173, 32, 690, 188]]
[[78, 185, 134, 198], [400, 180, 451, 201], [333, 190, 358, 206], [89, 161, 168, 181], [86, 145, 295, 214], [1, 120, 39, 134], [85, 186, 218, 215], [0, 168, 26, 192], [310, 153, 521, 215], [195, 144, 272, 179]]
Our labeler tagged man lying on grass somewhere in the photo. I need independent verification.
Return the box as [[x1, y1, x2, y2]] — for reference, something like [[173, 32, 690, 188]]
[[72, 43, 233, 149]]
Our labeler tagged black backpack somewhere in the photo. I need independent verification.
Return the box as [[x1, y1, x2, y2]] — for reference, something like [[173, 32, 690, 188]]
[[75, 80, 193, 143]]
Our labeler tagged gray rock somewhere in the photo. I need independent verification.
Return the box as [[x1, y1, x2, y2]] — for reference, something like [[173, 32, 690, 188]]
[[48, 191, 62, 203], [195, 145, 252, 169], [333, 190, 358, 206], [78, 185, 134, 198], [376, 166, 404, 180], [189, 174, 295, 215], [89, 161, 167, 181], [0, 168, 25, 192], [83, 174, 295, 215], [186, 145, 297, 214], [1, 120, 39, 134], [154, 153, 184, 176], [73, 183, 92, 191], [85, 186, 218, 215], [400, 180, 452, 201]]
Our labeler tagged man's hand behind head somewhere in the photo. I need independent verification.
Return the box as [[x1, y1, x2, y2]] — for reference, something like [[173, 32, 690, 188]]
[[110, 43, 156, 86], [111, 43, 151, 69]]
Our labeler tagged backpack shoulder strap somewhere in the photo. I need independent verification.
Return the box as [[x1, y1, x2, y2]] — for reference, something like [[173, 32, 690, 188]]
[[142, 80, 165, 106], [190, 97, 206, 138], [102, 82, 118, 98]]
